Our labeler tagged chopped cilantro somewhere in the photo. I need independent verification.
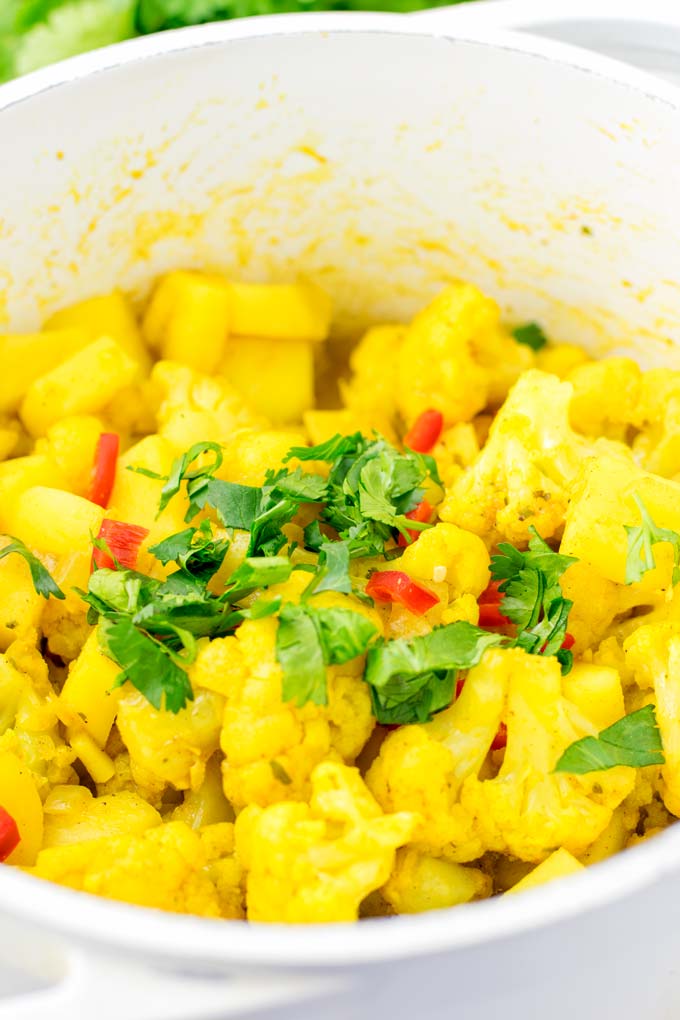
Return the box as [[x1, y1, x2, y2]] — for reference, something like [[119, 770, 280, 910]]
[[554, 705, 664, 774], [275, 602, 378, 707], [625, 494, 680, 586], [512, 322, 548, 351], [365, 622, 505, 725], [0, 537, 65, 600], [490, 527, 576, 673]]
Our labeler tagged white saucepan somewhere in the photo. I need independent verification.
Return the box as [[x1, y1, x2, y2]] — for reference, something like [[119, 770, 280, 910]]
[[1, 2, 680, 1018]]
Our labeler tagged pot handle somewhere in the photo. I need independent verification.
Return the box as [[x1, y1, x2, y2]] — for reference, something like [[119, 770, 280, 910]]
[[0, 928, 342, 1020], [412, 0, 680, 31]]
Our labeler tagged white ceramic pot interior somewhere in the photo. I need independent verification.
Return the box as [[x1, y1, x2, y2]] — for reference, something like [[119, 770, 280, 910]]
[[1, 16, 680, 970]]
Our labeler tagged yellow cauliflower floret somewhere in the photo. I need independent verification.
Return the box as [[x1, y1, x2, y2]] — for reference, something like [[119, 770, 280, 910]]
[[399, 522, 490, 601], [116, 687, 225, 793], [567, 357, 642, 440], [367, 649, 509, 863], [460, 651, 634, 862], [396, 284, 493, 426], [471, 324, 535, 408], [31, 821, 224, 917], [40, 551, 92, 661], [382, 848, 490, 914], [192, 615, 374, 811], [236, 761, 417, 922], [623, 623, 680, 817], [341, 324, 405, 435], [431, 423, 481, 489], [152, 360, 265, 453], [440, 370, 634, 545]]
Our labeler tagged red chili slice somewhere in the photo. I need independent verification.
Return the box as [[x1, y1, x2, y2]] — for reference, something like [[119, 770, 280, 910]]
[[86, 432, 120, 508], [403, 409, 444, 454], [561, 632, 576, 651], [490, 722, 508, 752], [366, 570, 439, 615], [477, 580, 512, 628], [397, 499, 435, 548], [0, 806, 20, 862], [92, 519, 150, 571]]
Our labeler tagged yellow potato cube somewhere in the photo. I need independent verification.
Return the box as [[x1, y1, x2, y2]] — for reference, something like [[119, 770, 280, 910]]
[[40, 415, 104, 497], [0, 455, 68, 531], [143, 271, 230, 373], [20, 337, 138, 437], [109, 434, 190, 550], [0, 538, 44, 651], [45, 292, 150, 369], [563, 663, 625, 731], [0, 751, 43, 864], [382, 849, 490, 913], [219, 428, 306, 487], [42, 788, 160, 848], [507, 848, 584, 894], [60, 630, 122, 747], [304, 409, 365, 445], [219, 337, 314, 425], [0, 328, 92, 413], [561, 456, 680, 584], [5, 487, 104, 557], [227, 280, 331, 341]]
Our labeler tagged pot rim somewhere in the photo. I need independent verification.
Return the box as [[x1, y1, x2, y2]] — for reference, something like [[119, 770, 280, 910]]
[[1, 11, 679, 966]]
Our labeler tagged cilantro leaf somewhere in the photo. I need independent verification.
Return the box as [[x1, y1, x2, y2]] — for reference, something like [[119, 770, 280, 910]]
[[365, 622, 504, 725], [276, 603, 327, 706], [490, 527, 576, 672], [275, 602, 378, 707], [554, 705, 664, 774], [98, 617, 194, 713], [149, 522, 230, 582], [624, 494, 680, 586], [223, 556, 292, 601], [0, 537, 65, 600], [512, 322, 548, 351], [285, 433, 363, 464], [158, 441, 223, 515], [306, 541, 352, 596]]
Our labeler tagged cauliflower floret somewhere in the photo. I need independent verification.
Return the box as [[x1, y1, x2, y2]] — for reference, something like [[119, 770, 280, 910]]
[[382, 848, 490, 914], [623, 623, 680, 816], [399, 522, 490, 601], [235, 761, 417, 922], [341, 324, 405, 437], [440, 370, 634, 546], [192, 614, 375, 811], [431, 423, 481, 488], [116, 688, 225, 793], [460, 651, 634, 862], [31, 820, 228, 917], [367, 647, 511, 863], [396, 284, 493, 427], [42, 787, 161, 847], [567, 357, 642, 440], [152, 360, 266, 452]]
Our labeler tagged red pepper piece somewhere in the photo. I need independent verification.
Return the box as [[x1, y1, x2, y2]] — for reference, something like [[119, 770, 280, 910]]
[[93, 519, 149, 572], [397, 499, 435, 547], [403, 409, 444, 454], [0, 806, 20, 862], [455, 677, 466, 700], [477, 580, 512, 628], [490, 722, 508, 751], [561, 632, 576, 650], [366, 570, 439, 615], [86, 432, 120, 508]]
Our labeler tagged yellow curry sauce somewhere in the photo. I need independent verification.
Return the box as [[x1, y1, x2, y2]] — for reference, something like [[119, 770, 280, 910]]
[[0, 274, 678, 922]]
